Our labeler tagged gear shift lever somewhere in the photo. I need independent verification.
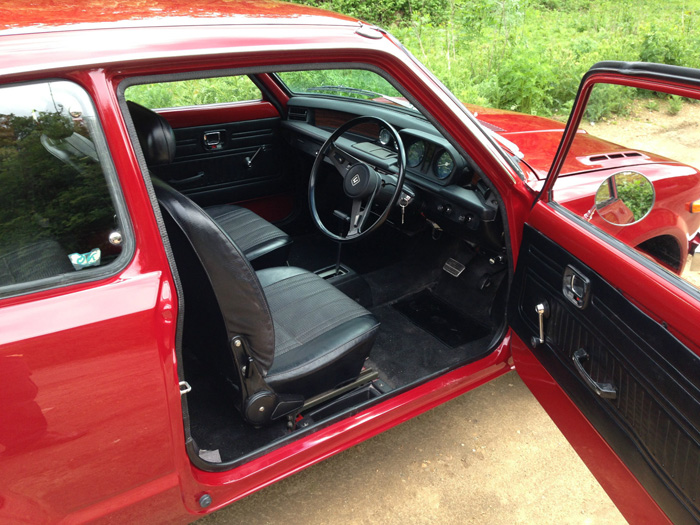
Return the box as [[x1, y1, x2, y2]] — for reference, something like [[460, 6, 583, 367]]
[[334, 241, 342, 277]]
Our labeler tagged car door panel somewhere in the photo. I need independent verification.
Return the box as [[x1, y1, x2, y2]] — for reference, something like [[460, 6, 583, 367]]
[[510, 222, 700, 524], [154, 103, 296, 218], [158, 100, 280, 128]]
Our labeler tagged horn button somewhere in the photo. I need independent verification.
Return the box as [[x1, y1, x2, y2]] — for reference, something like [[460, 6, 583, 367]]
[[344, 164, 379, 199]]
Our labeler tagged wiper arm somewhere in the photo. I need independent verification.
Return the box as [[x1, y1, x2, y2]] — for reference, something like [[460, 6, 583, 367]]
[[305, 85, 415, 110], [306, 85, 380, 97], [481, 126, 524, 160]]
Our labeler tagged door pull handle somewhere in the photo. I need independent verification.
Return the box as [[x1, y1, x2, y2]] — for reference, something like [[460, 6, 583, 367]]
[[572, 348, 617, 399], [169, 171, 205, 187]]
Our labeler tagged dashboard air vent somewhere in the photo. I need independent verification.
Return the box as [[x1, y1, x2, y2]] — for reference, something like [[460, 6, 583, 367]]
[[288, 107, 309, 122]]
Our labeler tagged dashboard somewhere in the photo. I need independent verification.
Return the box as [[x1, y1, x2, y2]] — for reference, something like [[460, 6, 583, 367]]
[[282, 96, 501, 248]]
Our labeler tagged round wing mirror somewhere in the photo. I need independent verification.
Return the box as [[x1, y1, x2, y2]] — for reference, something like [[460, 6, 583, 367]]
[[594, 170, 655, 225]]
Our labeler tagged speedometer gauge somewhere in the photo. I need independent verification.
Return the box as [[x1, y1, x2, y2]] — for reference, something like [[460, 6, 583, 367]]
[[407, 140, 425, 168], [435, 151, 454, 180]]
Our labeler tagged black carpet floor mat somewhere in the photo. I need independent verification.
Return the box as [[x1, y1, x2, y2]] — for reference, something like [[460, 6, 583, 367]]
[[393, 289, 490, 348], [367, 300, 493, 388]]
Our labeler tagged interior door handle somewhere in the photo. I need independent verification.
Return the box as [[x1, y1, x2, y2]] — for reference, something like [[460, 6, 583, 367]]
[[572, 348, 617, 399], [563, 265, 591, 309]]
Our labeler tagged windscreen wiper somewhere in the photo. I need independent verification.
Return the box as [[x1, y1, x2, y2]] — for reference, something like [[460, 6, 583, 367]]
[[305, 85, 415, 110]]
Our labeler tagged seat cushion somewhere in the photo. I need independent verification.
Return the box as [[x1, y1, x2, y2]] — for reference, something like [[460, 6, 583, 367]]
[[205, 204, 291, 269], [0, 239, 74, 287], [258, 266, 380, 398]]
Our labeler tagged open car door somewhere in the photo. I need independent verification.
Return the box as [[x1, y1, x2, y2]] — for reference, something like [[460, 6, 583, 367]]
[[508, 62, 700, 524]]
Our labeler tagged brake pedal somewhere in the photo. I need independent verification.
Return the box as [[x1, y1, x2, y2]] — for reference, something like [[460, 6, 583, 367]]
[[443, 258, 465, 277]]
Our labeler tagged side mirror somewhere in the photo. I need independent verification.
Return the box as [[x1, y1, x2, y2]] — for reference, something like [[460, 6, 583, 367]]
[[594, 171, 655, 226]]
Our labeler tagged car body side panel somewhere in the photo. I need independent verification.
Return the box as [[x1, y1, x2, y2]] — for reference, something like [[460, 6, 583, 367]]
[[0, 67, 193, 524], [0, 271, 178, 522]]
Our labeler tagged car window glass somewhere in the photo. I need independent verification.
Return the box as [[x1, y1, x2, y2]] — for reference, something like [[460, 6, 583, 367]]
[[0, 81, 127, 293], [552, 84, 700, 291], [277, 69, 414, 110], [125, 76, 261, 109]]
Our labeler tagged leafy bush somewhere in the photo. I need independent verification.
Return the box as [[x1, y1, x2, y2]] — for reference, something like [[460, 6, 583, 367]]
[[126, 76, 261, 109], [615, 172, 655, 222], [668, 95, 684, 115], [293, 0, 700, 119]]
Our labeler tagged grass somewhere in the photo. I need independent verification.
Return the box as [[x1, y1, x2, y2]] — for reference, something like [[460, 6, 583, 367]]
[[301, 0, 700, 119], [128, 0, 700, 121]]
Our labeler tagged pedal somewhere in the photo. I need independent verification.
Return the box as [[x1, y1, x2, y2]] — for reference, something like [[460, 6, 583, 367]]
[[443, 258, 465, 277]]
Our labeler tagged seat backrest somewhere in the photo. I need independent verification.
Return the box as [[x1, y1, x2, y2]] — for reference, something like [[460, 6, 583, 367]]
[[127, 97, 275, 368], [153, 177, 276, 373], [127, 100, 276, 371]]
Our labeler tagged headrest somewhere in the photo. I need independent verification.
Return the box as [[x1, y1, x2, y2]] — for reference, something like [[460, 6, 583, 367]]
[[126, 100, 176, 166]]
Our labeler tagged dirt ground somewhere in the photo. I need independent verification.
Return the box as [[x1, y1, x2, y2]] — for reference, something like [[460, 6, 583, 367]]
[[198, 103, 700, 525]]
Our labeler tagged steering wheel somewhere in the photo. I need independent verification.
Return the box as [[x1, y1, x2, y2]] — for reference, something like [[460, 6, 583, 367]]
[[309, 116, 406, 242]]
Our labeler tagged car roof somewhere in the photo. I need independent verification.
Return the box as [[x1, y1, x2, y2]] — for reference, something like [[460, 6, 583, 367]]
[[0, 0, 380, 79], [0, 0, 359, 34]]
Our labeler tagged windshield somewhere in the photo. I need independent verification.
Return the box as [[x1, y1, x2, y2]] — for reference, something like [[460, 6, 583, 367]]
[[276, 69, 414, 110]]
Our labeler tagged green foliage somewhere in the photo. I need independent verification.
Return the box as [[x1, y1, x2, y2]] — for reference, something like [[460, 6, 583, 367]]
[[584, 84, 632, 123], [645, 99, 660, 112], [125, 0, 700, 119], [640, 29, 684, 65], [0, 111, 115, 252], [668, 94, 684, 115], [293, 0, 700, 119], [126, 76, 261, 109], [615, 172, 655, 221], [308, 0, 450, 27], [278, 69, 402, 99]]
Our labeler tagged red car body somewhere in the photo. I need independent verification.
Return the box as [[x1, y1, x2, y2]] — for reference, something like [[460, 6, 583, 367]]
[[1, 2, 700, 524], [470, 104, 700, 272]]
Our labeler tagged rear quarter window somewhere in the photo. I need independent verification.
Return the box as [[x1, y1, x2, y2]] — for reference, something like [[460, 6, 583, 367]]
[[0, 80, 131, 296]]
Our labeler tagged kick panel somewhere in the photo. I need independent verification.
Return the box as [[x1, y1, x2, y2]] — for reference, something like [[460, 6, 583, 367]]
[[510, 225, 700, 524]]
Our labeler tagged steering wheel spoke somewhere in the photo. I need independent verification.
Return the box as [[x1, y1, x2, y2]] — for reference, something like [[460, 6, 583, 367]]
[[347, 193, 374, 238]]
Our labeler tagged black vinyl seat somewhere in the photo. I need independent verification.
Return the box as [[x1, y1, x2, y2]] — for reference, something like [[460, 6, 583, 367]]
[[258, 266, 378, 397], [127, 100, 291, 269], [152, 178, 379, 425]]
